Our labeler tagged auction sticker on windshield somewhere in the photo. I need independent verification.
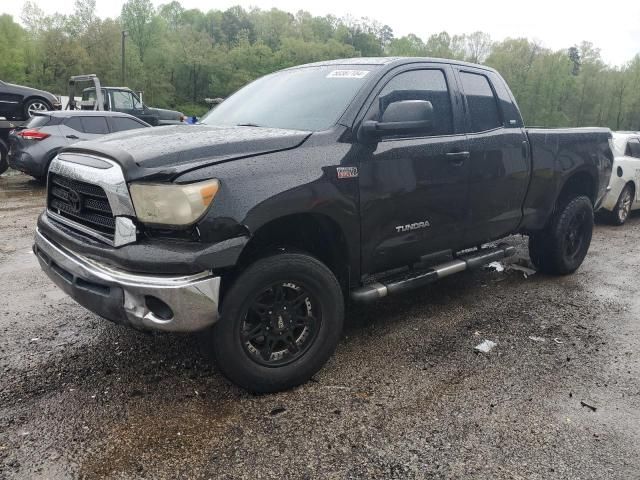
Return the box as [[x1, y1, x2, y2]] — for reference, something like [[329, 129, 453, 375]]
[[327, 70, 370, 79]]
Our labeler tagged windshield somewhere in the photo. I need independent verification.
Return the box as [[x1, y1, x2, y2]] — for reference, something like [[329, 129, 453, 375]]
[[200, 65, 377, 131]]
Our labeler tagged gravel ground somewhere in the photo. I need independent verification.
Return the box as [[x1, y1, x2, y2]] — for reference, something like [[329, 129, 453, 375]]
[[0, 171, 639, 479]]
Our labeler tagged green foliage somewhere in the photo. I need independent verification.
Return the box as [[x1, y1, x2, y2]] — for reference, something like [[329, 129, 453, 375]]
[[0, 15, 27, 82], [1, 2, 639, 130]]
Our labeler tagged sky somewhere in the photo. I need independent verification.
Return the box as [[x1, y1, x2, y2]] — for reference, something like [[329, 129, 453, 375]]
[[2, 0, 639, 66]]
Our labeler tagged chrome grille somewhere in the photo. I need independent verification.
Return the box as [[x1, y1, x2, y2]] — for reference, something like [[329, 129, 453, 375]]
[[48, 173, 116, 235]]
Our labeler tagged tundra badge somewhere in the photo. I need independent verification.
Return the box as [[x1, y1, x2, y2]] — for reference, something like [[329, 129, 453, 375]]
[[396, 221, 431, 233]]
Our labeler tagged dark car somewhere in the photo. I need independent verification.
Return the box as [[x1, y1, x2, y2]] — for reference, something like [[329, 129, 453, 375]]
[[81, 87, 184, 126], [8, 110, 149, 182], [33, 57, 613, 393], [0, 80, 62, 120]]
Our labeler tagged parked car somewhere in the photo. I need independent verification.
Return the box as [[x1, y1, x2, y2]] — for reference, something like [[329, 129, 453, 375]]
[[0, 80, 61, 120], [33, 58, 613, 393], [0, 118, 24, 175], [8, 110, 150, 182], [597, 131, 640, 225]]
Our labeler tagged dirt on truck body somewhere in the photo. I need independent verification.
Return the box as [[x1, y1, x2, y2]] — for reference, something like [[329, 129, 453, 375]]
[[1, 173, 639, 479], [32, 57, 612, 393]]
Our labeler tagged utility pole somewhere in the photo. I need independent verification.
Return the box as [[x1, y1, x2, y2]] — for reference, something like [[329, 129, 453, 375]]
[[121, 30, 128, 84]]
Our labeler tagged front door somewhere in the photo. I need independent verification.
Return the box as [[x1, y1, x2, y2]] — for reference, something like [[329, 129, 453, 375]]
[[358, 66, 470, 275], [110, 90, 157, 125]]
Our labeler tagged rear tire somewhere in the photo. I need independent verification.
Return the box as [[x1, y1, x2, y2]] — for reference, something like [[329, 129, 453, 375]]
[[608, 184, 633, 226], [0, 144, 8, 175], [528, 195, 593, 275], [201, 253, 344, 393]]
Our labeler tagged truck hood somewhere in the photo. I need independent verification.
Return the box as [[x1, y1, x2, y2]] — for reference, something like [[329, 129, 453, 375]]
[[148, 107, 183, 122], [61, 124, 311, 181]]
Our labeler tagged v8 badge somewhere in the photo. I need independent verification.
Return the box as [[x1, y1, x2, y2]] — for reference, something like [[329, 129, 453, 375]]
[[336, 167, 358, 179]]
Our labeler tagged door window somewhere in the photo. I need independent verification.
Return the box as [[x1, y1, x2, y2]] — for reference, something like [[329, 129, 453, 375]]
[[460, 72, 502, 133], [373, 69, 454, 137], [625, 138, 640, 158], [112, 91, 135, 109], [131, 94, 143, 109], [111, 117, 147, 132], [81, 116, 109, 134]]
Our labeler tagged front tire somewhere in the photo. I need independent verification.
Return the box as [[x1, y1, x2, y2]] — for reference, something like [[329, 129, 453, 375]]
[[203, 253, 344, 393], [608, 184, 633, 226], [528, 195, 594, 275]]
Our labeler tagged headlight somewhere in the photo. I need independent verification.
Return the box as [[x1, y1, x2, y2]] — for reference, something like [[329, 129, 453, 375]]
[[129, 179, 219, 226]]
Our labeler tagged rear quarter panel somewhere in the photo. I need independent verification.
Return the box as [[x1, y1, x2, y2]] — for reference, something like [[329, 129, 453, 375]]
[[520, 128, 613, 231], [600, 156, 640, 211]]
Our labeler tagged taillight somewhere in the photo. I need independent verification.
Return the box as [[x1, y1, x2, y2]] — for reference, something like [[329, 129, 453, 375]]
[[17, 129, 50, 141]]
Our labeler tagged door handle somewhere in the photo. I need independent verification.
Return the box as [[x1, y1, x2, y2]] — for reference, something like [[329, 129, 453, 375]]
[[521, 140, 529, 159], [66, 135, 79, 139], [446, 151, 470, 166]]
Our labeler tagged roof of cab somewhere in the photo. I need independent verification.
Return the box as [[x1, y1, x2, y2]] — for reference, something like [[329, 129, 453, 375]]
[[82, 86, 134, 91], [36, 110, 146, 118], [284, 56, 498, 73]]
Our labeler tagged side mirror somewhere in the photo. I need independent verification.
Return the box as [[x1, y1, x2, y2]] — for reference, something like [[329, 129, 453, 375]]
[[361, 100, 434, 140]]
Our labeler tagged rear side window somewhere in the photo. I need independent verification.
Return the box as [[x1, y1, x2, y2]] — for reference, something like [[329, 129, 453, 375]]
[[460, 72, 502, 133], [111, 117, 146, 132], [81, 117, 109, 134], [625, 138, 640, 158], [376, 69, 454, 136]]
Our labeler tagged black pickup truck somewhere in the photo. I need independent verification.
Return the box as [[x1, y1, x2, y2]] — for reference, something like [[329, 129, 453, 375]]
[[33, 58, 613, 392]]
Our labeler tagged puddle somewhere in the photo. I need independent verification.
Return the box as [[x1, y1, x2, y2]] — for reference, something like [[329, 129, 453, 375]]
[[79, 398, 238, 478], [0, 171, 45, 200], [0, 247, 37, 274]]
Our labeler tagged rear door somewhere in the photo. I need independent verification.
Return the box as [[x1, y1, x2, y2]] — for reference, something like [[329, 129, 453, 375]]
[[453, 68, 529, 245], [62, 116, 109, 143], [358, 64, 470, 275], [0, 83, 22, 118]]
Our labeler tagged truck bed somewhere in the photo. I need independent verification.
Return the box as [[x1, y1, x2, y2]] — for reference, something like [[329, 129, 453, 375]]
[[521, 127, 613, 230]]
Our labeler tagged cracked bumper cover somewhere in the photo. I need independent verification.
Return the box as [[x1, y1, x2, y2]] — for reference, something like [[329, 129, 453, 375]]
[[33, 228, 221, 332]]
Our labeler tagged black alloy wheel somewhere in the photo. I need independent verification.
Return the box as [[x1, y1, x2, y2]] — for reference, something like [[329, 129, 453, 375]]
[[201, 252, 344, 393], [240, 281, 321, 367]]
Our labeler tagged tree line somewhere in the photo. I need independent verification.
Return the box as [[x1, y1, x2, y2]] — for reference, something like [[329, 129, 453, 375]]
[[0, 0, 639, 128]]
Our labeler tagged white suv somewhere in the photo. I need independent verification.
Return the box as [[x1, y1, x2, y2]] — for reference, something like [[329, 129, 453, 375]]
[[599, 132, 640, 225]]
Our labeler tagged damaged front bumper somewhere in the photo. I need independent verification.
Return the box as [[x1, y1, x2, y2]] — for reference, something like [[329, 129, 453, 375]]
[[33, 228, 221, 332]]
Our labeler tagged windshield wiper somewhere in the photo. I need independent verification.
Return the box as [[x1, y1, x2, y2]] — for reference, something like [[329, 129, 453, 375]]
[[236, 123, 264, 127]]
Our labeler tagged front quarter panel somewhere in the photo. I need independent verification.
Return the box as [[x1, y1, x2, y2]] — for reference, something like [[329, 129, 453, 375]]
[[176, 128, 361, 279]]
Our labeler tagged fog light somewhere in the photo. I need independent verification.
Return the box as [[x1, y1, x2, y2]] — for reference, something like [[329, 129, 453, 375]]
[[145, 296, 173, 320]]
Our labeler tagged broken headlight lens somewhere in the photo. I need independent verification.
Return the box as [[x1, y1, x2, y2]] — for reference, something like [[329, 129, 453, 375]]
[[129, 179, 219, 226]]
